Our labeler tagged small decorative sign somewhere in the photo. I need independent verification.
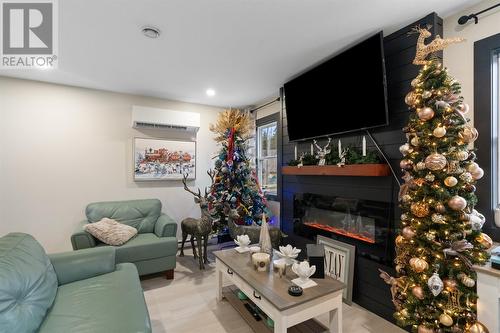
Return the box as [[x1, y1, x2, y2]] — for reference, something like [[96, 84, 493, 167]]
[[317, 235, 355, 304]]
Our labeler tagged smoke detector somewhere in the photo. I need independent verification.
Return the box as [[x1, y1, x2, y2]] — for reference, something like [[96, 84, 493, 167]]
[[141, 25, 161, 39]]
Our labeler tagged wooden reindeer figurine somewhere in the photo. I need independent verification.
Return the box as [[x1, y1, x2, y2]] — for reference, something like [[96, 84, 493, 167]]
[[179, 170, 216, 270], [313, 137, 332, 166]]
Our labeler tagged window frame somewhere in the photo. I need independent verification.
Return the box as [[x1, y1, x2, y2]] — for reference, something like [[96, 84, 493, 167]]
[[256, 112, 281, 202], [474, 33, 500, 241]]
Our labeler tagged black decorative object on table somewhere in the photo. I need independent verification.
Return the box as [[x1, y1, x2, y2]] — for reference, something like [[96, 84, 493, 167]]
[[306, 244, 325, 279], [288, 285, 303, 297]]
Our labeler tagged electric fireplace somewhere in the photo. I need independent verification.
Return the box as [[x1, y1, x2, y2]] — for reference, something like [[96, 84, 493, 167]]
[[293, 193, 393, 260]]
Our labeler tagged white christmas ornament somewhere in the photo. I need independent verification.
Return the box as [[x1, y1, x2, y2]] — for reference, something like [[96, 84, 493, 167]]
[[470, 209, 486, 231], [428, 273, 444, 296]]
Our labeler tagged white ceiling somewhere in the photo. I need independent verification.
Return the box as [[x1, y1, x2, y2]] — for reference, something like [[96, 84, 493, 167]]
[[0, 0, 479, 107]]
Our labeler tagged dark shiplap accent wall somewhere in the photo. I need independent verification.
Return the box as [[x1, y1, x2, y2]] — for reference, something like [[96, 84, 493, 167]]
[[279, 13, 443, 323]]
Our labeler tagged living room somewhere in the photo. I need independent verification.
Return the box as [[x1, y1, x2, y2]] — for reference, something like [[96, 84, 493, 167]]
[[1, 1, 500, 333]]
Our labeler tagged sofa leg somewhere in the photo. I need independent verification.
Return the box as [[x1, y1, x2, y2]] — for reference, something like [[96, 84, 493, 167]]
[[165, 269, 174, 280]]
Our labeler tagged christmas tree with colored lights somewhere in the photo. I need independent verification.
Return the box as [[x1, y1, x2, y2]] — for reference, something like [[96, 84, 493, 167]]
[[209, 109, 269, 230]]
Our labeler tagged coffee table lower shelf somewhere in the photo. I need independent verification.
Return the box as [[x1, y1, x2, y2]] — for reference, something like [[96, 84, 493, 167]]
[[223, 285, 328, 333]]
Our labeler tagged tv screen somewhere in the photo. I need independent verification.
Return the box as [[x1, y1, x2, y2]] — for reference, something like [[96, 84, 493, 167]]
[[284, 32, 388, 141]]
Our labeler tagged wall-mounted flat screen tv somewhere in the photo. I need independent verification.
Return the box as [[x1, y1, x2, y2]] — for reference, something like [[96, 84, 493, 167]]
[[284, 32, 389, 141]]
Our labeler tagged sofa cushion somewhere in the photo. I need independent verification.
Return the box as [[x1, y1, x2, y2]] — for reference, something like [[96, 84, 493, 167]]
[[0, 233, 58, 333], [38, 263, 151, 333], [86, 199, 161, 234], [84, 218, 138, 246], [102, 233, 177, 263]]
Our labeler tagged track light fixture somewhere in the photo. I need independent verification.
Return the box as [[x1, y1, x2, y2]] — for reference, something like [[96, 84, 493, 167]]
[[458, 2, 500, 25]]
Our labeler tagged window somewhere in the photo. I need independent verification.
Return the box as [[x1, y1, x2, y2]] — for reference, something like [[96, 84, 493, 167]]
[[257, 118, 278, 198], [495, 50, 500, 208], [474, 33, 500, 239]]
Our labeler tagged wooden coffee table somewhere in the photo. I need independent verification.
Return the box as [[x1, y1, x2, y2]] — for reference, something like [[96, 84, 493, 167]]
[[214, 249, 345, 333]]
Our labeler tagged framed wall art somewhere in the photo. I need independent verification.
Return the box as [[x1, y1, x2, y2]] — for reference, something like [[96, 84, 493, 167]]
[[134, 137, 196, 181], [317, 235, 355, 304]]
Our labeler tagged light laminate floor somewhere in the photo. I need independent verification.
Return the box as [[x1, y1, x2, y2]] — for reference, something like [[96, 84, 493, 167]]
[[141, 248, 406, 333]]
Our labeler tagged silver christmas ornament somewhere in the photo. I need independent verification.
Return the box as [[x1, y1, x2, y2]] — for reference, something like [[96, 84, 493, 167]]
[[428, 272, 444, 296], [470, 209, 486, 231], [399, 143, 412, 156], [460, 172, 473, 183]]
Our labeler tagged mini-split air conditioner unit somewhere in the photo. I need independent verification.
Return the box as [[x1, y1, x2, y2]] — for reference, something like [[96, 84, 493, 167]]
[[131, 106, 200, 134]]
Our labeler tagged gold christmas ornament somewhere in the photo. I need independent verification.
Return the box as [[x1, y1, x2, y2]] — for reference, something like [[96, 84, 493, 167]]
[[412, 27, 464, 65], [422, 90, 432, 99], [417, 107, 435, 121], [400, 159, 413, 170], [466, 322, 489, 333], [433, 126, 447, 138], [459, 126, 479, 144], [412, 285, 425, 299], [405, 91, 418, 106], [444, 176, 458, 187], [411, 136, 420, 146], [425, 153, 447, 171], [435, 202, 446, 213], [402, 226, 416, 239], [411, 202, 430, 217], [457, 273, 476, 288], [416, 161, 426, 170], [395, 235, 405, 246], [417, 325, 435, 333], [411, 78, 421, 87], [410, 257, 429, 273], [476, 233, 493, 249], [448, 196, 467, 211], [439, 313, 454, 327]]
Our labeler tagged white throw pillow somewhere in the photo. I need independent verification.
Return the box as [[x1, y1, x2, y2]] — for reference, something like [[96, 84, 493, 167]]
[[84, 218, 138, 246]]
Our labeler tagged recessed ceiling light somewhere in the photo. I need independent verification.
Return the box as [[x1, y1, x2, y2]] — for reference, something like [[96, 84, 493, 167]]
[[141, 25, 161, 39], [206, 89, 216, 97]]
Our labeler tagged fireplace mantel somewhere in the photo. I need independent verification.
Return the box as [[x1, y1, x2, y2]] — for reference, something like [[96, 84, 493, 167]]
[[282, 164, 390, 177]]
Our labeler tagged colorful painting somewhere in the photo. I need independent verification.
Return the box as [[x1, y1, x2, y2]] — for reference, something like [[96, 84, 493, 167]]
[[134, 138, 196, 181]]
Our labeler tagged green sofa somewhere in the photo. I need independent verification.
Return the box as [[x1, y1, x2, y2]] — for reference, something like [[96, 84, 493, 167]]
[[71, 199, 178, 278], [0, 233, 151, 333]]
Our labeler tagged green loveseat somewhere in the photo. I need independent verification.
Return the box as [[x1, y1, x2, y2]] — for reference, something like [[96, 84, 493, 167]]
[[0, 233, 151, 333], [71, 199, 178, 278]]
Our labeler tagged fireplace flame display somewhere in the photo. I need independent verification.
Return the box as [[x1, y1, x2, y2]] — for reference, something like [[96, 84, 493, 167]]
[[304, 222, 375, 244], [294, 194, 386, 245]]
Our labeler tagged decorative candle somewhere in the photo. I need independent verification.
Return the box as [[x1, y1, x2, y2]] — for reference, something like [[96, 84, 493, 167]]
[[294, 144, 297, 159], [362, 136, 366, 156], [310, 143, 313, 155], [338, 139, 342, 156]]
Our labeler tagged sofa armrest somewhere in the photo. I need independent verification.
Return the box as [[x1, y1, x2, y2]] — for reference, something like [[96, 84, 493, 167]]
[[154, 213, 178, 238], [71, 220, 97, 250], [49, 247, 116, 285]]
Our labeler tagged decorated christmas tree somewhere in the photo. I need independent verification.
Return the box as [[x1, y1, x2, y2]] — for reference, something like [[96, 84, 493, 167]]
[[380, 28, 491, 333], [209, 109, 270, 230]]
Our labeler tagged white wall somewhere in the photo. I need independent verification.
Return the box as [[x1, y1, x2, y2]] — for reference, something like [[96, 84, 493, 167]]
[[0, 76, 223, 253], [444, 0, 500, 125]]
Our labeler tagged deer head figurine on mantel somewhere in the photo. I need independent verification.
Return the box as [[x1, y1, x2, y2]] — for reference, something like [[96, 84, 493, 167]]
[[179, 170, 216, 270], [313, 137, 332, 166]]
